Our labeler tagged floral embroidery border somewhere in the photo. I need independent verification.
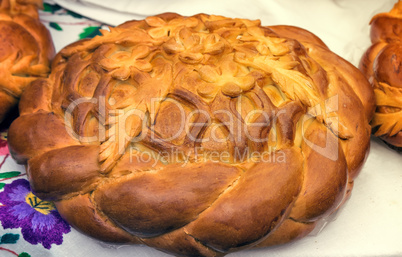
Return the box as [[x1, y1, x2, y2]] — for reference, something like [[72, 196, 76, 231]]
[[1, 128, 71, 254]]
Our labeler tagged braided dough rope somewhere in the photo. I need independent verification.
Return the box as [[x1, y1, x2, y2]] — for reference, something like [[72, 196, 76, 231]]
[[360, 0, 402, 149], [9, 13, 374, 256], [0, 0, 54, 123]]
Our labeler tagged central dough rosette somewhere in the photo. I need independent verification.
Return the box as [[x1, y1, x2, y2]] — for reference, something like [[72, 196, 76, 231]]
[[8, 13, 374, 257]]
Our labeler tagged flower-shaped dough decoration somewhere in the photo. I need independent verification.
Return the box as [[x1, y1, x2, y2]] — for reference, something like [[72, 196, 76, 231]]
[[99, 45, 153, 80], [197, 56, 256, 97]]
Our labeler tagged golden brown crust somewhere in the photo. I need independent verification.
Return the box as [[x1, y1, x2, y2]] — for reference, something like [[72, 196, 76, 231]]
[[0, 0, 42, 19], [359, 1, 402, 148], [0, 0, 54, 124], [255, 219, 316, 248], [9, 13, 374, 256], [54, 194, 139, 244], [27, 145, 101, 200]]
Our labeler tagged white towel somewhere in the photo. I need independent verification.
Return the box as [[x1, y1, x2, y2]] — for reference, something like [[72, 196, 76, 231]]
[[51, 0, 394, 66]]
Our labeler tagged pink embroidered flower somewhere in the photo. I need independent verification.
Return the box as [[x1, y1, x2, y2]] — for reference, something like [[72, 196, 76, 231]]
[[0, 131, 9, 156]]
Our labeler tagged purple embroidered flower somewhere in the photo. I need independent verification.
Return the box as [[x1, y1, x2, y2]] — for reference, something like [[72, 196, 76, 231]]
[[0, 179, 71, 249]]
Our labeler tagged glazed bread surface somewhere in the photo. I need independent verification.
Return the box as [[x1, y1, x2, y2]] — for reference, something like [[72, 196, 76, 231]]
[[0, 0, 54, 123], [8, 13, 374, 256], [359, 1, 402, 149]]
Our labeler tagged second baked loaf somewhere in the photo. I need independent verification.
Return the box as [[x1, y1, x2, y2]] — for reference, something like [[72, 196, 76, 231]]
[[360, 1, 402, 149], [0, 0, 54, 124]]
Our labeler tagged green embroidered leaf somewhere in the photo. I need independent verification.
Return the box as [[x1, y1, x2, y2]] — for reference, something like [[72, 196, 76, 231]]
[[66, 10, 83, 19], [0, 183, 5, 190], [49, 22, 63, 31], [0, 233, 19, 244], [19, 253, 31, 257], [43, 3, 62, 13], [79, 26, 102, 39], [0, 171, 20, 179]]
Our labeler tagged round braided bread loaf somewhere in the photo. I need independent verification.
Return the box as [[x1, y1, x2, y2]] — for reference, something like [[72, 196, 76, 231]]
[[0, 0, 54, 124], [360, 1, 402, 150], [8, 13, 374, 256]]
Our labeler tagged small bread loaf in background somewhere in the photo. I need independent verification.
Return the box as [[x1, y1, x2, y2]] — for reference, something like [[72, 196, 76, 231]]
[[0, 0, 54, 124], [360, 0, 402, 150]]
